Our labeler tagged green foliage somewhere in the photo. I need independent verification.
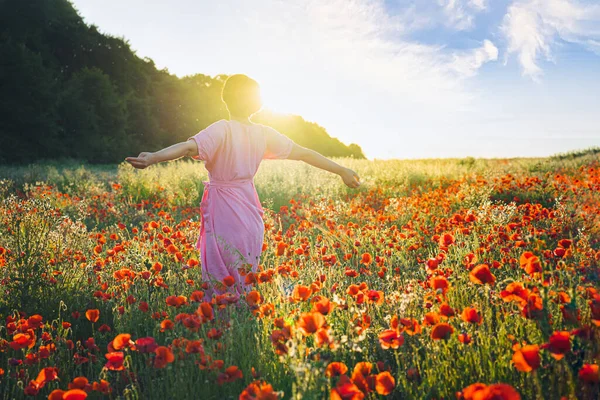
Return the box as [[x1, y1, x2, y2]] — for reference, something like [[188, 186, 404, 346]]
[[0, 0, 365, 164], [550, 147, 600, 161], [58, 67, 128, 162]]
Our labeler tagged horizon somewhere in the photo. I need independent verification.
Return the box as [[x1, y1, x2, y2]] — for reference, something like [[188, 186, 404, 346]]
[[71, 0, 600, 160]]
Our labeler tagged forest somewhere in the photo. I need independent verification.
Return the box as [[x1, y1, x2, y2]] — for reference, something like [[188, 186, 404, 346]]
[[0, 0, 365, 164]]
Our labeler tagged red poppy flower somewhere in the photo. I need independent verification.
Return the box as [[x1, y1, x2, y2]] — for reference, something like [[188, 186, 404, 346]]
[[375, 371, 395, 395], [430, 276, 450, 295], [519, 252, 542, 275], [512, 345, 540, 372], [438, 233, 455, 247], [578, 364, 599, 383], [48, 390, 66, 400], [378, 329, 404, 349], [461, 383, 521, 400], [292, 285, 312, 302], [330, 375, 365, 400], [400, 318, 422, 335], [62, 389, 87, 400], [545, 331, 571, 360], [34, 367, 59, 388], [85, 309, 100, 322], [194, 304, 212, 322], [430, 323, 454, 340], [297, 312, 326, 336], [68, 377, 90, 391], [500, 283, 530, 305], [105, 352, 125, 370], [326, 362, 348, 377], [246, 290, 263, 307], [239, 380, 279, 400], [439, 303, 455, 318], [165, 295, 187, 308], [110, 333, 133, 351], [461, 307, 483, 324], [312, 297, 334, 315], [360, 253, 372, 266], [136, 337, 158, 353], [154, 346, 175, 368], [469, 264, 495, 285], [217, 365, 243, 384], [223, 275, 236, 287]]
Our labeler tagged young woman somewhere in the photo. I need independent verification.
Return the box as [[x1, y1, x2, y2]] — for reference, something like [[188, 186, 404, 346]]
[[126, 74, 361, 298]]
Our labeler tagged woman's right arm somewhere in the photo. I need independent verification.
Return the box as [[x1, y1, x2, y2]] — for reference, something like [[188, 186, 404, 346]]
[[125, 140, 198, 169]]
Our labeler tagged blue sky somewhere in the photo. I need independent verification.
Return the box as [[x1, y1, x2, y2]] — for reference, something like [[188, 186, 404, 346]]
[[71, 0, 600, 159]]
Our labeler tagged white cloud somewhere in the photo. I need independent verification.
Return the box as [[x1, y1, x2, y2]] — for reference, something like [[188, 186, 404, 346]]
[[449, 40, 499, 77], [438, 0, 488, 30], [501, 0, 600, 80], [469, 0, 488, 10]]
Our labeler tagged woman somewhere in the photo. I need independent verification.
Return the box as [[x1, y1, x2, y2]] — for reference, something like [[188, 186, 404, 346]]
[[126, 74, 361, 298]]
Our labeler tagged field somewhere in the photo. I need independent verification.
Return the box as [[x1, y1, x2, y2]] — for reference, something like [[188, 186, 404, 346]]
[[0, 151, 599, 400]]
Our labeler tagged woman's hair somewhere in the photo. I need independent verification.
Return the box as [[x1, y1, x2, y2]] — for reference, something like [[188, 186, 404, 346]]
[[221, 74, 262, 118]]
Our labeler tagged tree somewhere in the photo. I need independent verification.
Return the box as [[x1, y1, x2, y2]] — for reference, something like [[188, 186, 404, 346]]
[[0, 39, 59, 162], [58, 67, 127, 162]]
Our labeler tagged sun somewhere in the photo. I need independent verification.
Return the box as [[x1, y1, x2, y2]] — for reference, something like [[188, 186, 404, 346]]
[[258, 80, 292, 114]]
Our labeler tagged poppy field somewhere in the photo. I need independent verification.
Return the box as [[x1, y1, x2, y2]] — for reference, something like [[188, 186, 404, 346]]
[[0, 152, 599, 400]]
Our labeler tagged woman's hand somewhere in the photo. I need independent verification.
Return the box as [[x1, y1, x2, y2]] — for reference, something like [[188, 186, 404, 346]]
[[125, 152, 155, 169], [340, 167, 361, 188]]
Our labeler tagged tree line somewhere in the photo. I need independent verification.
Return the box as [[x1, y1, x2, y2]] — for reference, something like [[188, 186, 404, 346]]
[[0, 0, 365, 164]]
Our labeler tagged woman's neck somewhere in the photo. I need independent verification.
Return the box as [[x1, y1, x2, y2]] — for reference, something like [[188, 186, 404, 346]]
[[229, 115, 253, 125]]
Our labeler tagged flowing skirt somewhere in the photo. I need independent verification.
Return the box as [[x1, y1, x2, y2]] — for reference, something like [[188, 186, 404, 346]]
[[197, 179, 264, 299]]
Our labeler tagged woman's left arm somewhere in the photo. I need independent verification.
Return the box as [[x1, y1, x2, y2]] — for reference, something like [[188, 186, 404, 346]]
[[125, 140, 198, 169], [287, 143, 361, 188]]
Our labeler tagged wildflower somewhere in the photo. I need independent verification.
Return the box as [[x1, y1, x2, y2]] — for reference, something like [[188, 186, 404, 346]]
[[85, 309, 100, 323], [469, 264, 495, 285], [154, 346, 175, 368], [326, 362, 348, 377], [165, 295, 187, 308], [111, 333, 134, 351], [297, 312, 326, 336], [461, 383, 520, 400], [240, 380, 280, 400], [136, 337, 158, 353], [330, 374, 364, 400], [312, 297, 334, 315], [431, 323, 454, 340], [217, 366, 243, 384], [292, 285, 312, 302], [105, 352, 125, 370], [375, 371, 395, 395], [544, 331, 571, 360], [430, 276, 450, 295], [578, 364, 599, 383], [512, 345, 540, 372], [461, 307, 483, 324], [378, 329, 404, 349], [198, 302, 214, 321], [223, 275, 236, 287]]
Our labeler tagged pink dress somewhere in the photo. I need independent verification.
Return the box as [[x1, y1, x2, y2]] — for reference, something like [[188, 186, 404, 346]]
[[188, 119, 294, 298]]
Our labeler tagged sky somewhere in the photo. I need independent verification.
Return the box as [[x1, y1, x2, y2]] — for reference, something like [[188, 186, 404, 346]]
[[70, 0, 600, 159]]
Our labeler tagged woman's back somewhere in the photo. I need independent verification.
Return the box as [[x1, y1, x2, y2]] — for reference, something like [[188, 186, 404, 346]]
[[189, 119, 294, 182]]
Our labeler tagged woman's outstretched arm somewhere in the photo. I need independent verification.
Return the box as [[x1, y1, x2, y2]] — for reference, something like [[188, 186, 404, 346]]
[[125, 140, 198, 169], [287, 143, 361, 188]]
